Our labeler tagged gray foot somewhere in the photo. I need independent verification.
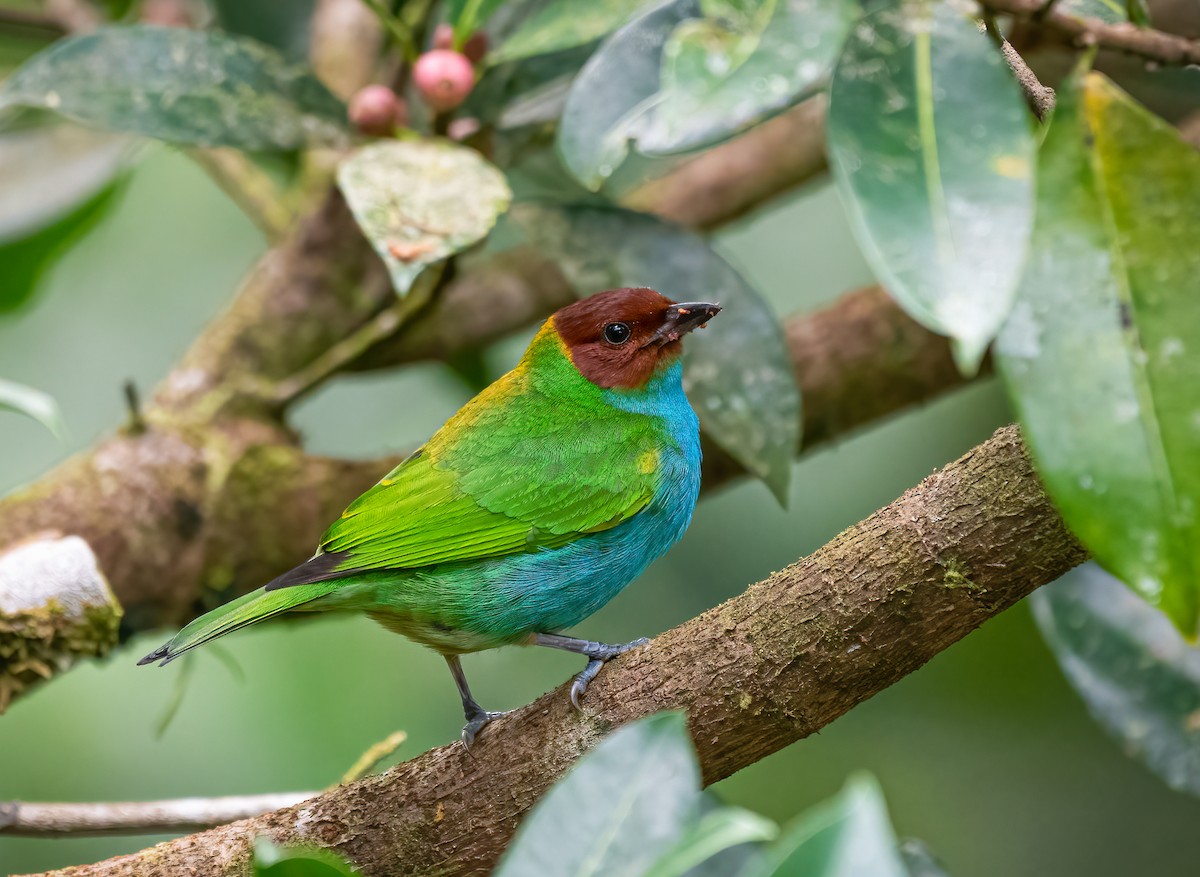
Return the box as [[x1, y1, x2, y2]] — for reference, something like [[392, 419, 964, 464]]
[[461, 707, 507, 751], [532, 634, 650, 710]]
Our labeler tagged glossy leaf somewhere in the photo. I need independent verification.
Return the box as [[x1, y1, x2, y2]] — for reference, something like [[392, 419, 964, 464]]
[[644, 806, 778, 877], [490, 0, 656, 64], [0, 122, 131, 313], [0, 26, 347, 150], [558, 0, 851, 187], [827, 0, 1035, 373], [1032, 563, 1200, 797], [742, 774, 908, 877], [995, 73, 1200, 636], [253, 838, 356, 877], [494, 712, 700, 877], [0, 378, 64, 438], [642, 0, 854, 154], [490, 203, 800, 503], [557, 0, 696, 190], [338, 140, 513, 297]]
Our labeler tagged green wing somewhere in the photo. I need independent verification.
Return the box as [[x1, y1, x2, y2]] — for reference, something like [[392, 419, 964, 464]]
[[281, 352, 667, 584], [318, 426, 659, 575]]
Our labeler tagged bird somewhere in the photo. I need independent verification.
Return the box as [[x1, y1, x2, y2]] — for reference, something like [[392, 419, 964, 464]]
[[139, 287, 721, 746]]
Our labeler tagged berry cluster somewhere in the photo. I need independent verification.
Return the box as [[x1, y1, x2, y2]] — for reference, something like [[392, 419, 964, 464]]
[[347, 24, 485, 138]]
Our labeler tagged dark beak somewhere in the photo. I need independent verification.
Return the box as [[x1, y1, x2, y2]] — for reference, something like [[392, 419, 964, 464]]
[[643, 301, 722, 348]]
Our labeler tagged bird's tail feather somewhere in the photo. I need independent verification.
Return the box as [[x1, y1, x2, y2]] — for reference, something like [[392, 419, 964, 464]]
[[137, 582, 338, 667]]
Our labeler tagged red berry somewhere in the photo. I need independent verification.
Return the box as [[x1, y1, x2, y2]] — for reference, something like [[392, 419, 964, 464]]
[[462, 31, 488, 64], [413, 50, 475, 113], [432, 23, 455, 51], [348, 85, 406, 137]]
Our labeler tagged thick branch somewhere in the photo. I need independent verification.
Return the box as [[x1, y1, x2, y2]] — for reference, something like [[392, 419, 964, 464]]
[[983, 0, 1200, 64], [0, 285, 966, 663], [622, 96, 828, 229], [0, 793, 315, 838], [37, 425, 1086, 877]]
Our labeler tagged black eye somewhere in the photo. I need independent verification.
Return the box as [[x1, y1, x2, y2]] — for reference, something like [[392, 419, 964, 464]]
[[603, 322, 632, 345]]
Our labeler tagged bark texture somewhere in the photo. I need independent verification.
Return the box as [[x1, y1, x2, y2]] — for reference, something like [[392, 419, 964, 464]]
[[35, 425, 1088, 877]]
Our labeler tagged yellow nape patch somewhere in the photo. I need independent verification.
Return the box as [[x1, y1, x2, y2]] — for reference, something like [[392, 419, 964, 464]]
[[638, 449, 659, 475]]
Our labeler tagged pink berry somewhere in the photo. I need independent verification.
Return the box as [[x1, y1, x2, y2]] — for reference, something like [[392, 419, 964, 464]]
[[348, 85, 406, 136], [413, 50, 475, 113], [432, 23, 455, 51]]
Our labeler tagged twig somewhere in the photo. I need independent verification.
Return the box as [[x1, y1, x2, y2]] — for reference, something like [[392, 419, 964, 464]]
[[187, 149, 297, 243], [982, 0, 1200, 65], [339, 730, 409, 785], [271, 263, 447, 405], [122, 380, 146, 435], [999, 37, 1056, 120], [0, 792, 316, 837], [0, 7, 65, 36]]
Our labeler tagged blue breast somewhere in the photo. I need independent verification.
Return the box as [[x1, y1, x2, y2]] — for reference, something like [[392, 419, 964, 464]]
[[456, 360, 701, 639]]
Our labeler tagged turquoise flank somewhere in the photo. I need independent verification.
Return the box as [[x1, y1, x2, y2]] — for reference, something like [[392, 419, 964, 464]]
[[318, 359, 702, 653]]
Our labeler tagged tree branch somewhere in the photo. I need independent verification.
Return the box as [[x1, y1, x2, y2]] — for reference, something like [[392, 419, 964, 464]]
[[982, 0, 1200, 65], [622, 95, 829, 230], [32, 425, 1085, 877], [0, 793, 316, 838]]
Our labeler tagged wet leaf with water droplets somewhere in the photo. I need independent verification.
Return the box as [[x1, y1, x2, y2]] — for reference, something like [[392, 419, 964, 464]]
[[642, 0, 854, 155], [996, 73, 1200, 636], [488, 203, 800, 504], [1032, 563, 1200, 798], [338, 140, 513, 297], [557, 0, 852, 189], [740, 774, 909, 877], [494, 712, 700, 877], [827, 0, 1035, 373], [0, 26, 348, 150]]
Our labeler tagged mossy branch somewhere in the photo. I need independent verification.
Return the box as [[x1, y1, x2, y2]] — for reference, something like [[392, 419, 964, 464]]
[[26, 425, 1086, 876]]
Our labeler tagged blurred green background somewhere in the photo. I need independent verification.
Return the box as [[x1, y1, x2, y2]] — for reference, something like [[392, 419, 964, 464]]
[[4, 144, 1200, 877]]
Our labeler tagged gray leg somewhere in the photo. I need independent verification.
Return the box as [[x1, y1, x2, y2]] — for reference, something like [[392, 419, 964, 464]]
[[534, 633, 650, 709], [445, 655, 506, 750]]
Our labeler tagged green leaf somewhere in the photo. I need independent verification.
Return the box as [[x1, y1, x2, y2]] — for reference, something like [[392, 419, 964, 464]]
[[1031, 563, 1200, 798], [0, 122, 131, 313], [490, 0, 657, 65], [556, 0, 695, 190], [337, 140, 513, 297], [253, 838, 357, 876], [743, 774, 908, 877], [644, 806, 778, 877], [557, 0, 852, 187], [447, 0, 509, 44], [490, 203, 800, 503], [210, 0, 317, 61], [995, 73, 1200, 636], [0, 26, 348, 150], [642, 0, 854, 155], [827, 0, 1035, 373], [494, 712, 700, 877], [0, 378, 64, 438]]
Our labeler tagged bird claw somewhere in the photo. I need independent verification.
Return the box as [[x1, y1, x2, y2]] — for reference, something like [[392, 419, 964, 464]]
[[460, 709, 507, 752], [568, 637, 650, 710]]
